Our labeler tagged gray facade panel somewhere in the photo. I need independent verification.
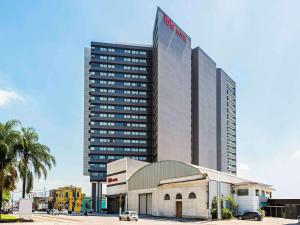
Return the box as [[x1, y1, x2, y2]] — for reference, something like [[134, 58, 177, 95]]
[[191, 47, 217, 170], [216, 68, 236, 175], [153, 8, 192, 163]]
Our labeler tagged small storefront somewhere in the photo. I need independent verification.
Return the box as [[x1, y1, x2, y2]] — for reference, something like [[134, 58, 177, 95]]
[[106, 158, 149, 214], [107, 195, 125, 214], [264, 199, 300, 219]]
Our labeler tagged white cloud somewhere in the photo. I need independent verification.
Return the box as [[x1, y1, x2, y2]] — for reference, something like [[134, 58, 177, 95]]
[[291, 150, 300, 159], [0, 89, 24, 107], [237, 162, 250, 170]]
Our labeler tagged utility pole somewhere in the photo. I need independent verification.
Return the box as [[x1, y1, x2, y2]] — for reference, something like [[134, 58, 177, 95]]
[[11, 192, 14, 211], [73, 187, 77, 213], [217, 181, 221, 220], [43, 187, 46, 211]]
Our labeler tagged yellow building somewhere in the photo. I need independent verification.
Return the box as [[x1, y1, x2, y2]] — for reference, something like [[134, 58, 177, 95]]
[[52, 186, 82, 213]]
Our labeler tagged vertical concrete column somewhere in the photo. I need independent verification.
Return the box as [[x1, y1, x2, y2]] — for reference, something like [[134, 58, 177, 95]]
[[119, 195, 122, 215], [125, 194, 128, 211], [97, 182, 102, 213], [91, 182, 96, 212]]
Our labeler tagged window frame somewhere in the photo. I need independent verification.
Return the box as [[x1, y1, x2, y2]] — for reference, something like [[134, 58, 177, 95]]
[[176, 193, 182, 200], [237, 189, 249, 196], [188, 192, 196, 199], [164, 194, 170, 200]]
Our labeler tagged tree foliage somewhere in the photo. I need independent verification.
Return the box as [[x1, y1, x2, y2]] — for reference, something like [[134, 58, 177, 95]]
[[223, 195, 238, 217], [0, 120, 20, 218], [211, 196, 224, 219], [221, 208, 233, 219], [211, 195, 238, 219], [15, 127, 56, 197], [0, 119, 56, 211]]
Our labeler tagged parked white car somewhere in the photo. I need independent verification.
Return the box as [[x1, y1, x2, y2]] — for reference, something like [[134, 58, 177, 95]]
[[60, 209, 68, 214], [119, 211, 139, 221], [49, 209, 60, 215]]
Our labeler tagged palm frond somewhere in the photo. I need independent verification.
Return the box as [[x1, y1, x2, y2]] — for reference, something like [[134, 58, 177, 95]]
[[15, 126, 56, 194]]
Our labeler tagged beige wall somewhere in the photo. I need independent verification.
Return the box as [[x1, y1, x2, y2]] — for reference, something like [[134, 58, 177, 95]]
[[107, 158, 149, 196], [107, 159, 127, 196], [128, 188, 157, 213], [128, 180, 209, 219]]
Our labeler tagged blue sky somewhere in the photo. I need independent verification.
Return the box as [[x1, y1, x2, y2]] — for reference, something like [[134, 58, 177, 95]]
[[1, 0, 300, 198]]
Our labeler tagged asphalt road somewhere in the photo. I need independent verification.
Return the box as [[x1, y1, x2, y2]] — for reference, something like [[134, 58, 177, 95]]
[[15, 214, 298, 225]]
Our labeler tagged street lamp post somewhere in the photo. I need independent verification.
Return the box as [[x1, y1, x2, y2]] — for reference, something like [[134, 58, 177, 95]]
[[73, 187, 77, 213]]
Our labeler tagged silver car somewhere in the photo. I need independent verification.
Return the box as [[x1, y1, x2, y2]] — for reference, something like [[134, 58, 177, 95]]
[[49, 209, 60, 215], [119, 211, 139, 221], [297, 215, 300, 223]]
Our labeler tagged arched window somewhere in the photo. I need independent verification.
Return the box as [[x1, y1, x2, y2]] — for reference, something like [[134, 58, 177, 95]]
[[176, 193, 182, 199], [164, 194, 170, 200], [189, 192, 196, 199]]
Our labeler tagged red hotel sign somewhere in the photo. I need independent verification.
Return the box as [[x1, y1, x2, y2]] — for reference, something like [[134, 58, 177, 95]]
[[107, 177, 118, 183], [163, 15, 187, 42]]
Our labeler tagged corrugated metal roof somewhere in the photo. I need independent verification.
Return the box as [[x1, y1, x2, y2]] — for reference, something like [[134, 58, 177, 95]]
[[128, 161, 201, 190], [190, 164, 273, 188], [127, 160, 274, 191]]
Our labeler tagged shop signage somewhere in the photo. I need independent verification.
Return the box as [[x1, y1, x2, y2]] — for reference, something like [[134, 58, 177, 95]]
[[107, 177, 118, 183]]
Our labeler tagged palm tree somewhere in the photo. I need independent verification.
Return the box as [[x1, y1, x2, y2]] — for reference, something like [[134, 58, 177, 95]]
[[0, 120, 20, 218], [2, 164, 18, 198], [15, 127, 56, 198]]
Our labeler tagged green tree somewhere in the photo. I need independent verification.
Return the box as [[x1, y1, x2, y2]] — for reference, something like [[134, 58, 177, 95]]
[[211, 195, 238, 219], [15, 127, 56, 198], [2, 190, 12, 203], [225, 195, 238, 216], [211, 196, 224, 219], [0, 120, 20, 218], [221, 208, 233, 219]]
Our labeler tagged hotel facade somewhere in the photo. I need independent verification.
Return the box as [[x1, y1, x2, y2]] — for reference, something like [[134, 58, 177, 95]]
[[84, 7, 236, 211]]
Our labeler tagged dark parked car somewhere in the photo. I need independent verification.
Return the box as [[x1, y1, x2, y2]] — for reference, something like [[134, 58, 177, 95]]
[[237, 212, 263, 221], [1, 209, 12, 214]]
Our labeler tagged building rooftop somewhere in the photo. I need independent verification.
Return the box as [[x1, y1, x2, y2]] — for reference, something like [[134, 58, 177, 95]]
[[127, 160, 274, 191]]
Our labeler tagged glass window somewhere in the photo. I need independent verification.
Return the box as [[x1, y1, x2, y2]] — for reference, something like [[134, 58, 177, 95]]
[[124, 58, 131, 62], [176, 193, 182, 199], [237, 189, 249, 196], [164, 194, 170, 200], [188, 192, 196, 199]]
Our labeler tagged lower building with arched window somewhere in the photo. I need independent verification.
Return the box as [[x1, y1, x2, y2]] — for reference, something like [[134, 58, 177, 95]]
[[106, 159, 274, 219]]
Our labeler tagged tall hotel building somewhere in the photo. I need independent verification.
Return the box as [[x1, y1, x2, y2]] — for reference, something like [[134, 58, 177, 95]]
[[84, 7, 236, 211]]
